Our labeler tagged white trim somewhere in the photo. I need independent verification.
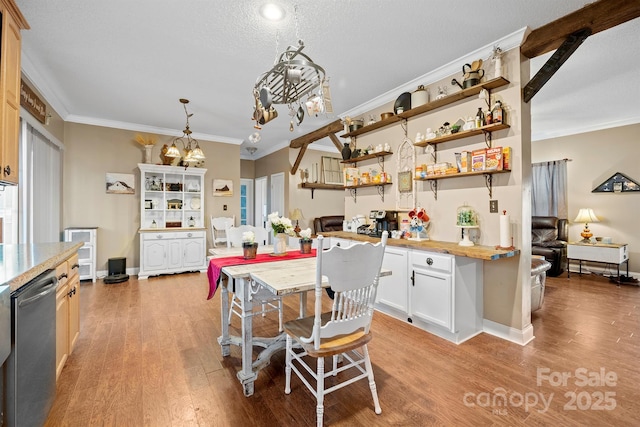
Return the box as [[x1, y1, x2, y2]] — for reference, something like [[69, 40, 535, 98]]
[[341, 28, 528, 120], [533, 116, 640, 141], [65, 114, 244, 145], [21, 52, 70, 119], [19, 107, 64, 150], [483, 319, 535, 346]]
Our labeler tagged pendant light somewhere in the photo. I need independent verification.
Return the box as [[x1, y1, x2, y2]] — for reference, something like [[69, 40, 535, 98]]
[[165, 98, 205, 164]]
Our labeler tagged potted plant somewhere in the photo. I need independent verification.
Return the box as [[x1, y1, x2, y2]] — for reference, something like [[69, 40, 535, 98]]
[[267, 212, 295, 255], [242, 231, 258, 259], [299, 228, 313, 254]]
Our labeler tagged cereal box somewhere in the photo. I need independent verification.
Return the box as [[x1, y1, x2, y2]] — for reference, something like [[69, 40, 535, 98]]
[[472, 149, 486, 172], [459, 151, 472, 172], [502, 147, 512, 170], [485, 147, 503, 171], [343, 167, 359, 186]]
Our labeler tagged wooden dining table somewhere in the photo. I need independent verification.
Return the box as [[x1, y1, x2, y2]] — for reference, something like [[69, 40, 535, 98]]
[[208, 245, 390, 397]]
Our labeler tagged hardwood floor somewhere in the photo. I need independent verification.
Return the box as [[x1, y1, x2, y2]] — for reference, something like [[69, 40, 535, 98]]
[[45, 270, 640, 426]]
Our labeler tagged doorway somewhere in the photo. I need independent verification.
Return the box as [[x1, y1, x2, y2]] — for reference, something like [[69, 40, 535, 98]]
[[240, 178, 254, 225], [255, 176, 268, 229]]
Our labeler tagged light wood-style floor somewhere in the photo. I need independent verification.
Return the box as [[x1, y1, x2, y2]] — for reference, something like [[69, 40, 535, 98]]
[[45, 269, 640, 426]]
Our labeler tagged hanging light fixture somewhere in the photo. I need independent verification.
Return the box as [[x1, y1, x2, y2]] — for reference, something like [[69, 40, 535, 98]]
[[165, 98, 205, 164], [252, 5, 330, 130]]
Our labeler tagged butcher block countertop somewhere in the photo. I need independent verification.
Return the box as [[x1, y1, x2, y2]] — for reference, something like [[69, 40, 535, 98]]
[[321, 231, 520, 261], [0, 242, 83, 292]]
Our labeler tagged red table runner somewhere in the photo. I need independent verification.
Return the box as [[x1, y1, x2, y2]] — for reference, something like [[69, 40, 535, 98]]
[[207, 249, 317, 299]]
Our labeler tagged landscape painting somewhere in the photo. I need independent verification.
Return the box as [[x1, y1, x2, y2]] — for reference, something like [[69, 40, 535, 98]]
[[106, 173, 135, 194], [213, 179, 233, 196]]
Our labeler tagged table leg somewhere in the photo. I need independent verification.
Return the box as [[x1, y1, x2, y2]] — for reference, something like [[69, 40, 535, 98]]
[[237, 277, 257, 396], [217, 276, 231, 357], [299, 292, 307, 318]]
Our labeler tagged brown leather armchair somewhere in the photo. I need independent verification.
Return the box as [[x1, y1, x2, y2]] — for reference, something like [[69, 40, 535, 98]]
[[532, 216, 568, 277], [312, 216, 344, 234]]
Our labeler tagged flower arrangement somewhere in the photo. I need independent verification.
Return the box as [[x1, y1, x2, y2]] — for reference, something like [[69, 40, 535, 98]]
[[299, 228, 312, 242], [267, 212, 295, 236], [242, 231, 255, 245], [134, 134, 157, 147]]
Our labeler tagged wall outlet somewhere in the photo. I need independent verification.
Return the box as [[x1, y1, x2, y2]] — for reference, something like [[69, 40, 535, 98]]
[[223, 204, 227, 211], [489, 200, 498, 213]]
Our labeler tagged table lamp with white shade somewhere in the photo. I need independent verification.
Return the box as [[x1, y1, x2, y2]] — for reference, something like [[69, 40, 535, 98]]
[[290, 208, 303, 234], [574, 208, 600, 243]]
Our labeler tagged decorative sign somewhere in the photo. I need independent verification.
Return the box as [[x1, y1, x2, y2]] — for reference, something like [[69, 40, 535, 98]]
[[592, 172, 640, 193], [20, 79, 47, 124]]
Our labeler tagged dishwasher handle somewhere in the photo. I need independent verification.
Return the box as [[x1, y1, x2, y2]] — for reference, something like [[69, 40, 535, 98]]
[[18, 279, 58, 308]]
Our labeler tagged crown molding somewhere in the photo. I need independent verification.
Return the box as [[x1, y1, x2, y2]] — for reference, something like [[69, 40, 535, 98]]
[[532, 116, 640, 141], [64, 114, 244, 145], [21, 52, 70, 119], [341, 28, 527, 119]]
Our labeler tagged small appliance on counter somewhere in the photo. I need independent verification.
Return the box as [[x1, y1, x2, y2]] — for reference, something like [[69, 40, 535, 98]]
[[360, 210, 399, 237]]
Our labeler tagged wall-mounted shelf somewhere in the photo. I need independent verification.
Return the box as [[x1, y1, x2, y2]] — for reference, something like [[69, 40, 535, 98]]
[[300, 182, 344, 199], [414, 123, 510, 148], [345, 182, 392, 203], [340, 77, 510, 139], [415, 169, 511, 200], [300, 181, 392, 202], [340, 150, 392, 164]]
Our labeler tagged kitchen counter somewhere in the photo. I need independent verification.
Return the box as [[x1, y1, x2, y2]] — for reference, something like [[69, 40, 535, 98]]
[[321, 231, 520, 261], [0, 242, 84, 292]]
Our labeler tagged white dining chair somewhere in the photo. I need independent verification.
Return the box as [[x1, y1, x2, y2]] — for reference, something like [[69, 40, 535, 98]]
[[226, 225, 282, 331], [226, 224, 268, 248], [284, 232, 388, 427], [210, 216, 235, 248]]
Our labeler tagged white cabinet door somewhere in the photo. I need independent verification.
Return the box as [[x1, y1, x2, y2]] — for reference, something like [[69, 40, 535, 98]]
[[377, 247, 408, 312], [410, 252, 454, 332], [411, 268, 452, 331], [183, 238, 205, 267], [143, 240, 167, 271], [166, 240, 183, 269]]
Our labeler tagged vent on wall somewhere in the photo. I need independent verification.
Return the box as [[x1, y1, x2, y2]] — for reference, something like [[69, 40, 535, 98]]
[[592, 172, 640, 193]]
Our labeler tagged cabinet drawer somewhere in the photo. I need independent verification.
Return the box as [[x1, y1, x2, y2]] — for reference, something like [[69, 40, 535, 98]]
[[410, 251, 453, 274], [174, 230, 205, 239], [142, 232, 179, 240], [142, 230, 205, 240], [55, 261, 69, 285]]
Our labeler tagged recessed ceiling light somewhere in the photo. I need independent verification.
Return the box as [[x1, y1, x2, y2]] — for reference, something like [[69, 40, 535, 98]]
[[260, 3, 285, 21]]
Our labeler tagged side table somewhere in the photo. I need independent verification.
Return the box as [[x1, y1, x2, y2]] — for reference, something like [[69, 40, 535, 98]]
[[567, 242, 629, 282]]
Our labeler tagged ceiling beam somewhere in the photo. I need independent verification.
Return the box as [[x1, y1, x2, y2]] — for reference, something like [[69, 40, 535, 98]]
[[521, 0, 640, 58], [289, 119, 343, 149], [327, 133, 343, 152], [291, 144, 308, 175], [523, 28, 591, 103]]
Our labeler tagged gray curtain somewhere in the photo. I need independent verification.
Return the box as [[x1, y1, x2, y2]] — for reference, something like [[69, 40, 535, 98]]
[[532, 160, 568, 219]]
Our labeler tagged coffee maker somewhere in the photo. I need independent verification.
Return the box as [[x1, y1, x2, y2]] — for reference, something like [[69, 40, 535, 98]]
[[369, 210, 399, 237]]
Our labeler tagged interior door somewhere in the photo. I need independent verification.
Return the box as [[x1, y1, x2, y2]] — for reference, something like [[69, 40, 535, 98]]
[[255, 176, 268, 229], [270, 172, 285, 244], [240, 178, 254, 225], [270, 172, 285, 216]]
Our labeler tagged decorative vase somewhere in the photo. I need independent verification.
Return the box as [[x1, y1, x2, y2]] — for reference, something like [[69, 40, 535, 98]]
[[144, 145, 154, 164], [273, 233, 288, 255], [242, 242, 258, 260], [341, 143, 352, 161], [300, 239, 312, 254]]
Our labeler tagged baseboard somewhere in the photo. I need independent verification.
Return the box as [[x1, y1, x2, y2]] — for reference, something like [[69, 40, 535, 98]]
[[483, 319, 535, 346]]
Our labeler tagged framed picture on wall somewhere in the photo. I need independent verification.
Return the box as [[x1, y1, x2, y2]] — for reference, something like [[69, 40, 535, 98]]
[[106, 173, 135, 194], [213, 179, 233, 196]]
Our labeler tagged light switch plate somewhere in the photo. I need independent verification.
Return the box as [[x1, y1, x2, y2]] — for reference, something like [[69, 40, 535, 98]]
[[489, 200, 498, 213]]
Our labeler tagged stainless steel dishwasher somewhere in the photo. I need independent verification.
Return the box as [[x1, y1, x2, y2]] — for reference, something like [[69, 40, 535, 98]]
[[4, 269, 58, 427]]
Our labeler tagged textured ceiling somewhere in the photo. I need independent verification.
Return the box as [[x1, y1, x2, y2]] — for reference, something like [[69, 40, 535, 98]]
[[16, 0, 640, 158]]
